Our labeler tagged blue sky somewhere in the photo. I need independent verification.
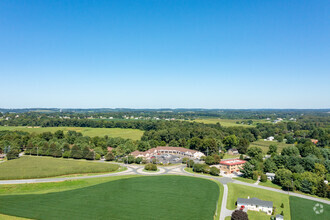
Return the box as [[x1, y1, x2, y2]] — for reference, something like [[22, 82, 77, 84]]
[[0, 0, 329, 108]]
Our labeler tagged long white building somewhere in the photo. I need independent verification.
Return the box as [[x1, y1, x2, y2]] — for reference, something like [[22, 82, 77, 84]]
[[131, 146, 205, 159]]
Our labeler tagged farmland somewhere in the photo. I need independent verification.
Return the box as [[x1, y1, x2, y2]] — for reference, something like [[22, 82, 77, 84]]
[[227, 183, 291, 219], [194, 118, 270, 127], [0, 175, 220, 220], [0, 126, 143, 140], [249, 139, 293, 153], [0, 156, 120, 180]]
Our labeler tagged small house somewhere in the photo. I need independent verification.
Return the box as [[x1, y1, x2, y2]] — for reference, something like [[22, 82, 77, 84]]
[[264, 136, 274, 141], [227, 148, 239, 155], [266, 173, 276, 181], [276, 214, 284, 220]]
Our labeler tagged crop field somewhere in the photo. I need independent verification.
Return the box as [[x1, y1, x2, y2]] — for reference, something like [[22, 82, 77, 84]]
[[0, 126, 144, 140], [249, 139, 293, 153], [193, 118, 269, 127], [0, 175, 220, 220], [290, 196, 329, 220], [227, 183, 291, 219], [0, 156, 120, 180]]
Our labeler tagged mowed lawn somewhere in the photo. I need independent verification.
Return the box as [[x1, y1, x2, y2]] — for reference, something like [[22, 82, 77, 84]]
[[0, 176, 220, 220], [227, 183, 291, 219], [0, 126, 144, 140], [249, 139, 293, 154], [0, 156, 119, 180], [290, 196, 329, 220]]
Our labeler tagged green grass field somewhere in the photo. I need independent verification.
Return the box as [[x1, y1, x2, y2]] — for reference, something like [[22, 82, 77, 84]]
[[290, 196, 329, 220], [249, 139, 293, 154], [0, 156, 120, 180], [227, 183, 291, 219], [0, 175, 220, 220], [258, 180, 282, 189], [0, 126, 143, 140], [194, 118, 269, 127]]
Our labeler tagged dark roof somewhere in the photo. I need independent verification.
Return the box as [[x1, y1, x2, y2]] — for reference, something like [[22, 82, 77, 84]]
[[237, 197, 273, 208]]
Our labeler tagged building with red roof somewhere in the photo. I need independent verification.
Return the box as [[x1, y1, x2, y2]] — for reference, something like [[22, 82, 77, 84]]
[[219, 159, 246, 174]]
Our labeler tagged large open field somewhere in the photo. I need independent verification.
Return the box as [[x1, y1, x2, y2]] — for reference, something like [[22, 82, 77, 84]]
[[0, 156, 120, 180], [290, 196, 329, 220], [0, 175, 220, 220], [249, 139, 293, 153], [227, 183, 291, 219], [0, 126, 143, 140], [193, 118, 269, 127]]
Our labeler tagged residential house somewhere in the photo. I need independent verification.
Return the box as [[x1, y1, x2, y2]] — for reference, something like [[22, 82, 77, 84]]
[[237, 197, 273, 215], [227, 148, 239, 155]]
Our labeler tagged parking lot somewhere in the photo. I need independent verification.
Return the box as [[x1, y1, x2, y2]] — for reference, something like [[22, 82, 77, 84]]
[[149, 154, 202, 165], [150, 154, 182, 164]]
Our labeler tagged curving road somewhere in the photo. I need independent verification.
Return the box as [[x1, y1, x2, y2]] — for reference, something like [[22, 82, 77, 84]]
[[0, 163, 329, 220]]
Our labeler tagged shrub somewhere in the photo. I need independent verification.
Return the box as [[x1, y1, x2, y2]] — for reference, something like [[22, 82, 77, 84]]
[[127, 155, 135, 164], [260, 173, 267, 182], [187, 159, 194, 168], [193, 163, 205, 173], [94, 153, 101, 160], [145, 163, 157, 171], [203, 165, 211, 174], [135, 157, 142, 164], [252, 171, 259, 181], [62, 151, 71, 158], [6, 150, 19, 160], [210, 167, 220, 176], [105, 152, 115, 161]]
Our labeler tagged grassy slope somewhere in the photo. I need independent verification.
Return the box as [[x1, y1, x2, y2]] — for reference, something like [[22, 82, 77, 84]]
[[258, 180, 282, 189], [0, 175, 219, 220], [184, 167, 221, 177], [249, 139, 293, 153], [227, 183, 291, 219], [233, 177, 257, 184], [0, 126, 143, 140], [213, 180, 224, 219], [290, 196, 329, 220], [0, 156, 119, 180]]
